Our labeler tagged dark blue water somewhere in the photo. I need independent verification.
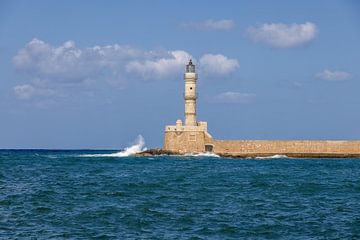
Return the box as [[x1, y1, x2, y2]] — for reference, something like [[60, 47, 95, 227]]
[[1, 150, 360, 239]]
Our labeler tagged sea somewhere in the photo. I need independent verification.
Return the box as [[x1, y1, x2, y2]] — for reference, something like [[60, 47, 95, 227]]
[[1, 148, 360, 239]]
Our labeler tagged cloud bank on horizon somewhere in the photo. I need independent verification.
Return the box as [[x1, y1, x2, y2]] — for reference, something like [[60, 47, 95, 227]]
[[13, 38, 239, 100]]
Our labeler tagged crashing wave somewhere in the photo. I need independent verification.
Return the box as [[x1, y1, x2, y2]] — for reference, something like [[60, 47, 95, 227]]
[[81, 135, 146, 157]]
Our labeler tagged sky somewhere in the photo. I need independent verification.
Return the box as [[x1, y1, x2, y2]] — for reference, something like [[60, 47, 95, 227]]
[[0, 0, 360, 149]]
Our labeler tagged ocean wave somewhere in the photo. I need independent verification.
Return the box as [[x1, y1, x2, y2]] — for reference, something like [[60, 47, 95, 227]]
[[81, 135, 146, 157], [184, 152, 220, 158]]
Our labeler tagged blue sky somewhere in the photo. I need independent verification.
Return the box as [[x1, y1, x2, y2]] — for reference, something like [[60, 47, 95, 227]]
[[1, 0, 359, 149]]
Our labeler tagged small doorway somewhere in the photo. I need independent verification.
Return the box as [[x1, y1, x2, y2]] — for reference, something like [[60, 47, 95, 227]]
[[205, 144, 214, 152]]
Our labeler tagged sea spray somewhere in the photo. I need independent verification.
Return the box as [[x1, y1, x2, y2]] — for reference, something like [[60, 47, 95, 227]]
[[82, 135, 146, 157]]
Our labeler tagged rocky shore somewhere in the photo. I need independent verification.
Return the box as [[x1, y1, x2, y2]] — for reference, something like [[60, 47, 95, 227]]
[[135, 148, 180, 156]]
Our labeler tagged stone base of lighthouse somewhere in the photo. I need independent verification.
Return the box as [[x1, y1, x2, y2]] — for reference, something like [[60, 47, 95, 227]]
[[163, 120, 214, 154]]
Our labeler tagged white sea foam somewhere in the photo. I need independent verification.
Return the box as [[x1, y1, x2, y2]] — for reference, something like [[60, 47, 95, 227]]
[[184, 152, 220, 158], [82, 135, 146, 157], [254, 154, 289, 159]]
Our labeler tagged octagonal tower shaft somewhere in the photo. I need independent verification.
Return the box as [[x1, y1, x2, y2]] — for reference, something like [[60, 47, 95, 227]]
[[184, 60, 197, 126]]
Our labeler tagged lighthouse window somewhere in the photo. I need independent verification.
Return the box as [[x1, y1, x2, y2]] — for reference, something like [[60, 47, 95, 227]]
[[190, 87, 192, 90]]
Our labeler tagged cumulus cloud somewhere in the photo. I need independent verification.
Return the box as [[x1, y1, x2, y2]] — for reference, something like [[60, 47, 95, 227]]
[[13, 38, 239, 100], [246, 22, 318, 48], [199, 54, 239, 74], [182, 19, 235, 30], [316, 69, 351, 81], [214, 91, 255, 103], [13, 38, 152, 84], [126, 50, 192, 79]]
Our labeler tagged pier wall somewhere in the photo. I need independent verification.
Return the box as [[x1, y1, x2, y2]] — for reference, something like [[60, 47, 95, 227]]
[[208, 139, 360, 158], [164, 129, 360, 157]]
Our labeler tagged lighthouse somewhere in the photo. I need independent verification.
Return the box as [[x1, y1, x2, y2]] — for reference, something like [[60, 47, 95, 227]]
[[184, 59, 197, 126], [163, 60, 211, 153], [162, 60, 360, 157]]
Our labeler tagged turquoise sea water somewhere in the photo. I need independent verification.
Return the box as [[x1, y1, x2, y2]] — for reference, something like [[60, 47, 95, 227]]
[[1, 150, 360, 239]]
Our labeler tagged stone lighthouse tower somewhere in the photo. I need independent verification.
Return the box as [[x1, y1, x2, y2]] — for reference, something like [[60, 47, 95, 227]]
[[163, 60, 212, 153], [184, 59, 197, 126]]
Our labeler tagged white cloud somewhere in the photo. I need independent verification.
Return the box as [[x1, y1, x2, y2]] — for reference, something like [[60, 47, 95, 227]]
[[316, 69, 351, 81], [182, 19, 235, 30], [126, 50, 192, 79], [13, 38, 147, 84], [215, 91, 255, 103], [14, 84, 55, 100], [246, 22, 318, 48], [199, 54, 239, 74], [13, 39, 239, 100]]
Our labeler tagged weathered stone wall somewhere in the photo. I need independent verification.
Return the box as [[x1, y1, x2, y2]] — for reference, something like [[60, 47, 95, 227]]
[[163, 131, 205, 153], [210, 139, 360, 157], [164, 128, 360, 157]]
